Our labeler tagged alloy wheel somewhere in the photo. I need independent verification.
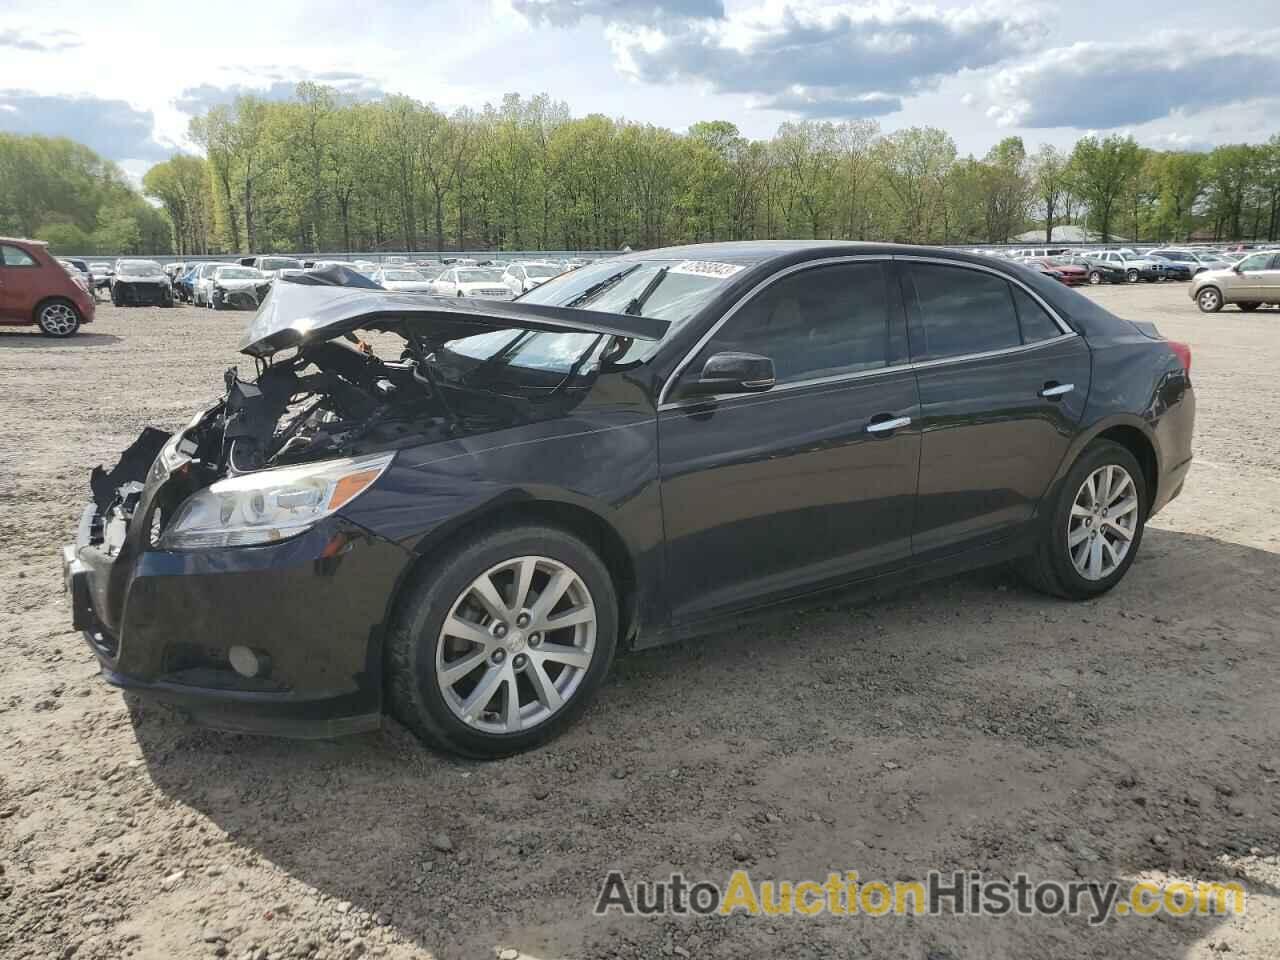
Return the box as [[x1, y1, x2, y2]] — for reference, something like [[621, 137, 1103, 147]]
[[39, 302, 79, 336], [1198, 288, 1221, 312], [1068, 464, 1139, 581], [1089, 271, 1102, 285], [435, 555, 597, 734]]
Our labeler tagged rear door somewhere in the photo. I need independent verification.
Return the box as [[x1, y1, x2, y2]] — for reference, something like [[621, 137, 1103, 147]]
[[1261, 254, 1280, 302], [899, 258, 1092, 560]]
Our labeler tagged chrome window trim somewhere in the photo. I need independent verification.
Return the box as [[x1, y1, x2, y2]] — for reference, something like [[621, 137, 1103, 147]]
[[657, 253, 1078, 408], [658, 360, 910, 412], [656, 254, 892, 407]]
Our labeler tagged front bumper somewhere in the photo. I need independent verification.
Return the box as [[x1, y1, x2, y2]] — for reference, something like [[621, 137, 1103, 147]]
[[62, 485, 413, 738], [114, 282, 170, 305]]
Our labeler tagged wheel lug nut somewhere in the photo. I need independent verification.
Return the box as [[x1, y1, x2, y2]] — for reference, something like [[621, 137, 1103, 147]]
[[494, 623, 508, 638], [516, 612, 531, 628], [491, 649, 506, 664], [513, 654, 528, 669], [528, 633, 541, 648]]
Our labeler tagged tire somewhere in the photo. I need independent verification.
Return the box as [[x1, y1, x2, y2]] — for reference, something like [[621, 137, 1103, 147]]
[[36, 299, 81, 337], [386, 523, 619, 758], [1017, 440, 1148, 601], [1197, 286, 1223, 313], [1088, 271, 1103, 285], [111, 287, 122, 307], [1126, 269, 1139, 283], [161, 289, 174, 308], [1239, 301, 1260, 312], [210, 294, 220, 311]]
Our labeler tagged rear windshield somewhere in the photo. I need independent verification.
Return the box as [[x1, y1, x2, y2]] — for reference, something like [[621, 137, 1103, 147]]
[[116, 261, 162, 276]]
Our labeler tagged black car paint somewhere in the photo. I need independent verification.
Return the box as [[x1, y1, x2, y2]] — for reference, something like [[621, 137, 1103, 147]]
[[64, 242, 1195, 737]]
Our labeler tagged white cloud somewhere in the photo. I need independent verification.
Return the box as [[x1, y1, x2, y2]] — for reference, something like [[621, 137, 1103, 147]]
[[605, 1, 1045, 119], [512, 0, 723, 26], [988, 29, 1280, 128]]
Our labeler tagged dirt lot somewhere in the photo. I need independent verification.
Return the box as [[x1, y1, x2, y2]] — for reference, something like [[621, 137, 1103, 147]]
[[2, 282, 1279, 960]]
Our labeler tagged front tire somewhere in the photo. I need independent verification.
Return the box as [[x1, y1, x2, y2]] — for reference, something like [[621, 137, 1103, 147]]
[[1197, 287, 1223, 313], [1126, 269, 1139, 283], [1088, 271, 1103, 285], [1017, 440, 1147, 600], [36, 299, 81, 337], [386, 524, 618, 758]]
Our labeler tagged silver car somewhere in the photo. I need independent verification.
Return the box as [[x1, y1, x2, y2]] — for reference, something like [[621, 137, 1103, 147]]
[[1189, 251, 1280, 312]]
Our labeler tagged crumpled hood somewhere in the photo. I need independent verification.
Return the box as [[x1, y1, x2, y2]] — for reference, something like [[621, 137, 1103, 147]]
[[240, 264, 669, 357]]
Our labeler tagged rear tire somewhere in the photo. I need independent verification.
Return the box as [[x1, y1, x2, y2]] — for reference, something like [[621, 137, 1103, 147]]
[[1017, 440, 1148, 600], [36, 299, 81, 337], [386, 523, 618, 758], [1239, 301, 1260, 312]]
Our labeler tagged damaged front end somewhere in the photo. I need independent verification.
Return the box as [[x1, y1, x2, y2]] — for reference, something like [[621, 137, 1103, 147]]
[[60, 267, 668, 736], [212, 280, 274, 311]]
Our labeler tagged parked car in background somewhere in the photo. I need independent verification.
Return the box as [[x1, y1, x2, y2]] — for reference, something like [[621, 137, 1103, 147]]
[[59, 258, 96, 292], [371, 267, 436, 292], [1145, 254, 1193, 281], [1052, 254, 1125, 285], [174, 263, 208, 303], [62, 242, 1195, 756], [111, 260, 173, 307], [431, 266, 515, 299], [503, 261, 564, 296], [208, 266, 271, 311], [1190, 251, 1280, 312], [252, 256, 304, 277], [1081, 250, 1164, 283], [1149, 249, 1232, 274], [192, 262, 225, 307], [0, 237, 96, 337], [88, 262, 114, 291], [1027, 257, 1088, 286]]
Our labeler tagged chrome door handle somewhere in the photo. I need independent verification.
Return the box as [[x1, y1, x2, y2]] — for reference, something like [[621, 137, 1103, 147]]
[[1040, 383, 1074, 398], [866, 416, 911, 434]]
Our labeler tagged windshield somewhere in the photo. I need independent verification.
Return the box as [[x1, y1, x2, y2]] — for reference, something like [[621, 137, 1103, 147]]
[[524, 264, 561, 278], [457, 268, 505, 283], [116, 261, 162, 276], [217, 267, 260, 279], [382, 269, 425, 281]]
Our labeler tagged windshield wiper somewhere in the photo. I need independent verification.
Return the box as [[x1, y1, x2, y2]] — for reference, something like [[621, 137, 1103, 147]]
[[623, 267, 669, 317], [566, 264, 641, 309]]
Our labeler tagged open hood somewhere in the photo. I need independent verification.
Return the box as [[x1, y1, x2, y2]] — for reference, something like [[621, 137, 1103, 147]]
[[240, 265, 669, 358]]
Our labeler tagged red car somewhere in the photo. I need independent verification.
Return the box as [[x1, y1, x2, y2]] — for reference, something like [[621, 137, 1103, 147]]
[[0, 237, 97, 337], [1030, 257, 1089, 286]]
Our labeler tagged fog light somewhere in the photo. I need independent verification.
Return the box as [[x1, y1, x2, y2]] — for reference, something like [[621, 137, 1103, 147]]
[[228, 645, 262, 678]]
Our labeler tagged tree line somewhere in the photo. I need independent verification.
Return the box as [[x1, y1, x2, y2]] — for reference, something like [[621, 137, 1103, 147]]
[[4, 84, 1280, 255]]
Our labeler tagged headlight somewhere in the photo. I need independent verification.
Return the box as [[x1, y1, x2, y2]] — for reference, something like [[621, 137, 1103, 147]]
[[158, 451, 394, 550]]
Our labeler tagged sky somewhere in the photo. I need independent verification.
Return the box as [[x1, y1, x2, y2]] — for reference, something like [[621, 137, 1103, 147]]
[[3, 0, 1279, 183]]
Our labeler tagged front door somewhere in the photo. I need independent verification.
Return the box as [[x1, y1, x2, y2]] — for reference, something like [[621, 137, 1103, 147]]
[[898, 260, 1092, 560], [658, 258, 921, 626]]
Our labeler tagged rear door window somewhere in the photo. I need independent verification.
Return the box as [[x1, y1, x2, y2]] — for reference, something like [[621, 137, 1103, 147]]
[[903, 264, 1021, 360]]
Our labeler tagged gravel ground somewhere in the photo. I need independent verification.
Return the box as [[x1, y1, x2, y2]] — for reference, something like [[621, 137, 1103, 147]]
[[1, 283, 1278, 960]]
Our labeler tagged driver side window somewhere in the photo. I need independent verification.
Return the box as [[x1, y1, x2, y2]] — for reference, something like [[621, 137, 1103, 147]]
[[689, 262, 891, 385], [1239, 253, 1269, 272]]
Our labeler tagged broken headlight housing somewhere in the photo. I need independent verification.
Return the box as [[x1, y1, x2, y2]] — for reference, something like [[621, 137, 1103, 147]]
[[158, 451, 394, 550]]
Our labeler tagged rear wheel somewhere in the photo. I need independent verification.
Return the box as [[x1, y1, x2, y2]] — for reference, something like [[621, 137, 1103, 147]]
[[1017, 440, 1147, 600], [386, 524, 618, 758], [1197, 287, 1223, 313], [36, 299, 81, 337], [1239, 301, 1260, 312]]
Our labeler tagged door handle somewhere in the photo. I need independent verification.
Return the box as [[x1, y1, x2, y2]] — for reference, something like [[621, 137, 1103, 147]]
[[866, 415, 911, 435], [1040, 382, 1074, 399]]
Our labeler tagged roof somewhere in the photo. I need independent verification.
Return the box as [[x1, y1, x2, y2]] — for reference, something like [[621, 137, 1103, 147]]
[[0, 236, 47, 246]]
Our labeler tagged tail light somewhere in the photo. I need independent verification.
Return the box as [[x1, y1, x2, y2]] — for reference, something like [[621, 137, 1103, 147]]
[[1169, 340, 1192, 373]]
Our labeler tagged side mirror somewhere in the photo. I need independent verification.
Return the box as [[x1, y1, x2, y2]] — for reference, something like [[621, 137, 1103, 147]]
[[1232, 265, 1242, 274], [681, 352, 776, 397]]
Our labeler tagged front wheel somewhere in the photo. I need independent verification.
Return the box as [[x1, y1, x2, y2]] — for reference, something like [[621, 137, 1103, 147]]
[[1126, 269, 1139, 283], [1017, 440, 1147, 600], [1088, 271, 1103, 285], [1197, 287, 1223, 313], [386, 524, 618, 758], [36, 299, 81, 337]]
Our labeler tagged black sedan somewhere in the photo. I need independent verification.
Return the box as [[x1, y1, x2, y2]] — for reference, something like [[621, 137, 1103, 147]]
[[1057, 254, 1128, 285], [63, 244, 1196, 757]]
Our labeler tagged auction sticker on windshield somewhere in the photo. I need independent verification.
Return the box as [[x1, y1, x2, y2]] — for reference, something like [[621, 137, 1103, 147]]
[[669, 260, 745, 278]]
